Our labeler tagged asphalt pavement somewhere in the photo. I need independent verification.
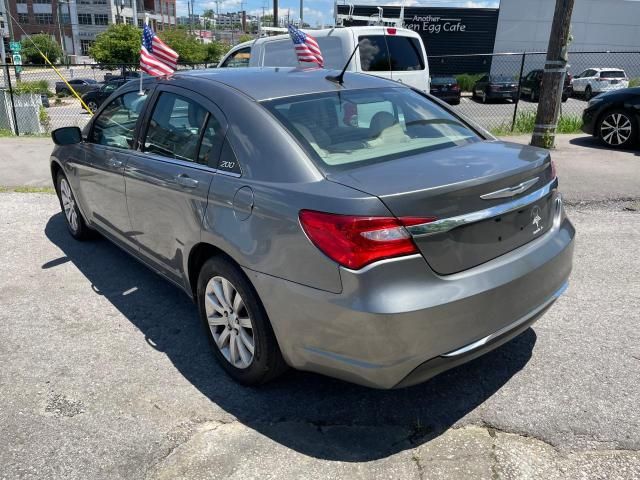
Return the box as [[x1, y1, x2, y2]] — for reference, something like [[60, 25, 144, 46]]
[[0, 136, 639, 479]]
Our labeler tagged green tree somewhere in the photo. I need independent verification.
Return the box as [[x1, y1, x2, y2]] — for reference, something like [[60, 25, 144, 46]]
[[205, 41, 231, 63], [160, 27, 208, 64], [238, 34, 253, 43], [89, 24, 141, 64], [21, 34, 63, 64]]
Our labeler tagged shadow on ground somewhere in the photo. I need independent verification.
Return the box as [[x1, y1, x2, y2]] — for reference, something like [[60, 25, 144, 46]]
[[45, 213, 536, 462], [569, 135, 640, 155]]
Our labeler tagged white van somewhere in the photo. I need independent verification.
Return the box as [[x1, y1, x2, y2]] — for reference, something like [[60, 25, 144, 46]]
[[217, 26, 430, 92]]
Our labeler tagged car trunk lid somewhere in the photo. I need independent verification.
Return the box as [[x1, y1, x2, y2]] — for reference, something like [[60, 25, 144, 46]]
[[326, 140, 556, 274]]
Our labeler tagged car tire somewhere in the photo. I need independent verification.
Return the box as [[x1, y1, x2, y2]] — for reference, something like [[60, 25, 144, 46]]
[[530, 90, 537, 102], [585, 85, 593, 100], [561, 94, 568, 103], [597, 109, 638, 149], [197, 256, 288, 386], [481, 92, 487, 104], [87, 100, 98, 112], [55, 172, 93, 240]]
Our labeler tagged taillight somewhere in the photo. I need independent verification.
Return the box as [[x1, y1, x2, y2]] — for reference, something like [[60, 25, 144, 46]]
[[451, 84, 460, 91], [299, 210, 436, 270]]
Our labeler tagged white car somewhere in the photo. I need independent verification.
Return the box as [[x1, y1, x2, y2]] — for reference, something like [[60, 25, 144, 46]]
[[218, 26, 430, 92], [571, 68, 629, 100]]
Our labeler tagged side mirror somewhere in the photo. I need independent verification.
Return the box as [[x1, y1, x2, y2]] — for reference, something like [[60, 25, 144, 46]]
[[51, 126, 82, 146]]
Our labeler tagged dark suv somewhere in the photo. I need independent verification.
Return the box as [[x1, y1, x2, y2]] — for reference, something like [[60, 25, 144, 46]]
[[520, 69, 572, 102]]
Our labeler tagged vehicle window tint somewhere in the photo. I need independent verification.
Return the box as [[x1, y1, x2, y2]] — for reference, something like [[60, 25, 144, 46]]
[[359, 36, 389, 72], [144, 92, 208, 162], [315, 37, 348, 69], [217, 138, 242, 175], [221, 47, 251, 67], [386, 36, 424, 71], [198, 114, 224, 167], [91, 91, 148, 149], [601, 70, 625, 78]]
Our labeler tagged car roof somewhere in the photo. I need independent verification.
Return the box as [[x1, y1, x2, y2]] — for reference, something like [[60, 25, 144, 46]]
[[176, 67, 401, 101], [589, 67, 625, 71]]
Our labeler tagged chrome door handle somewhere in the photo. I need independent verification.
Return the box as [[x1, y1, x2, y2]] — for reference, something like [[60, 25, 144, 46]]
[[175, 174, 199, 188], [106, 158, 123, 168]]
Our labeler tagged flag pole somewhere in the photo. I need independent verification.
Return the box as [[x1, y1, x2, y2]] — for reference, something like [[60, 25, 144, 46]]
[[139, 14, 149, 95]]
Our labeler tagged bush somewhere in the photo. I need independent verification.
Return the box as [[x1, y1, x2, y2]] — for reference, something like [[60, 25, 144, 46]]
[[455, 73, 484, 92], [629, 78, 640, 88], [12, 80, 51, 96], [21, 34, 63, 64]]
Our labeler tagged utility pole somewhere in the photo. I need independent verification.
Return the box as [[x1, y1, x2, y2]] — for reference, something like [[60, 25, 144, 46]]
[[273, 0, 277, 27], [299, 0, 302, 26], [531, 0, 575, 148]]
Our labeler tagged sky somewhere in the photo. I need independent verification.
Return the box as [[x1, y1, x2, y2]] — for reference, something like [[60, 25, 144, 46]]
[[177, 0, 500, 30]]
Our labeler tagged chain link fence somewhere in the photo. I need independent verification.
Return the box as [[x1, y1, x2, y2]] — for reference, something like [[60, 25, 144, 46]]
[[429, 51, 640, 134], [1, 52, 639, 136], [0, 63, 212, 136]]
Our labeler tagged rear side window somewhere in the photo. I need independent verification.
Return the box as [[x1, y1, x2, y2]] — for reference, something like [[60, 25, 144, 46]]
[[221, 47, 251, 67], [262, 36, 347, 69], [386, 36, 424, 71], [198, 114, 224, 167], [143, 92, 208, 162], [91, 91, 148, 149]]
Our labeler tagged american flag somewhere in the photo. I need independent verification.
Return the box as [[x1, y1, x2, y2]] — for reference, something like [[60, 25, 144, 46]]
[[140, 24, 179, 77], [287, 24, 324, 67]]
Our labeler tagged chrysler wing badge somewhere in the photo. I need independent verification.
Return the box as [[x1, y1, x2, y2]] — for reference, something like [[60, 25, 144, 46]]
[[480, 177, 539, 200]]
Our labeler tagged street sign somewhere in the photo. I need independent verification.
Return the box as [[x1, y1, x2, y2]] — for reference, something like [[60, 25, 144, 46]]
[[10, 42, 21, 53], [12, 53, 22, 74]]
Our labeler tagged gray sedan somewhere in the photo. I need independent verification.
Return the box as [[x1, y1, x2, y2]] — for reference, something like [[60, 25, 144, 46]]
[[49, 68, 574, 389]]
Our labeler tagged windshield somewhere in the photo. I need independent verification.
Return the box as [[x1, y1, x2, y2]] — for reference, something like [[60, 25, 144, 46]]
[[263, 87, 480, 171]]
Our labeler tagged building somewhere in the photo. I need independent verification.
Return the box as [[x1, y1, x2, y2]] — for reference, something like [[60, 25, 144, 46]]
[[2, 0, 176, 61]]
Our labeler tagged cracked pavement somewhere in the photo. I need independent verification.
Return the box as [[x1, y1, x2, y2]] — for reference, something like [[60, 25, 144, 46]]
[[1, 135, 640, 479]]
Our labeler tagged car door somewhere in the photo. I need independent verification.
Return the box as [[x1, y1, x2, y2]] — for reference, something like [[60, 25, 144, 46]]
[[82, 89, 150, 250], [124, 85, 227, 287], [219, 46, 251, 68], [573, 70, 589, 92]]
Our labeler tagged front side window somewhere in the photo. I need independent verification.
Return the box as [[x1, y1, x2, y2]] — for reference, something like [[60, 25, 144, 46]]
[[143, 92, 208, 162], [264, 87, 479, 171], [221, 47, 250, 68], [91, 91, 148, 149]]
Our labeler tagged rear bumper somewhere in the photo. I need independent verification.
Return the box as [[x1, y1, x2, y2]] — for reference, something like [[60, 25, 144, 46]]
[[246, 201, 575, 389]]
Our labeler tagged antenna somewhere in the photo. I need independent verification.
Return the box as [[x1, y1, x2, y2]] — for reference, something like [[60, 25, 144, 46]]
[[326, 43, 359, 85]]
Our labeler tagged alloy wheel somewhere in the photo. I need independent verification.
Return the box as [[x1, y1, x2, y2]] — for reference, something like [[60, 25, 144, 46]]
[[87, 101, 98, 112], [600, 112, 633, 146], [204, 276, 255, 369], [59, 178, 79, 233]]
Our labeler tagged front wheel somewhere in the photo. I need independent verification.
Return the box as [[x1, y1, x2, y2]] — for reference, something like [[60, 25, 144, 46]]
[[86, 100, 98, 112], [56, 172, 93, 240], [530, 89, 537, 102], [598, 109, 637, 148], [585, 85, 593, 100], [197, 256, 288, 385]]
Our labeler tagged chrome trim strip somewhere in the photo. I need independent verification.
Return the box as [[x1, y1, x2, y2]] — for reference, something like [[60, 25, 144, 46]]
[[480, 177, 539, 200], [407, 178, 557, 238], [441, 281, 568, 358]]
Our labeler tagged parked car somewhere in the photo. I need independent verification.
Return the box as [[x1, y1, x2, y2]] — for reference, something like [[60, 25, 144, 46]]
[[40, 94, 50, 108], [429, 76, 461, 105], [571, 68, 629, 100], [472, 75, 519, 103], [55, 78, 99, 96], [581, 86, 640, 148], [104, 71, 141, 82], [520, 69, 572, 102], [81, 79, 128, 112], [218, 26, 430, 92], [49, 68, 574, 389]]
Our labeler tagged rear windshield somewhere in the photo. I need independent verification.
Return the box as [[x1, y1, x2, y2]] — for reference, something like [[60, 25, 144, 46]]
[[600, 70, 626, 78], [263, 87, 479, 171], [359, 35, 424, 72], [489, 75, 517, 82]]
